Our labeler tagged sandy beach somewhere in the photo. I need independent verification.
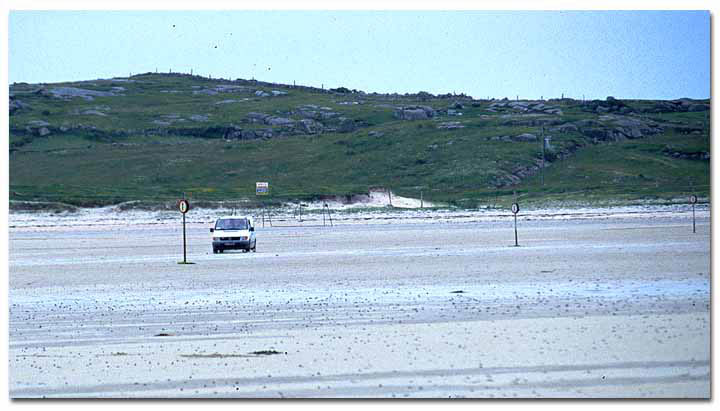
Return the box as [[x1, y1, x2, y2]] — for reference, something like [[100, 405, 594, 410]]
[[8, 206, 710, 398]]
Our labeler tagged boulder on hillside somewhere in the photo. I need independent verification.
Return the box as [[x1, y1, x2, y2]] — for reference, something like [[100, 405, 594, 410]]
[[193, 89, 218, 96], [337, 117, 357, 133], [688, 104, 710, 112], [9, 98, 30, 115], [189, 114, 209, 122], [512, 133, 538, 142], [393, 105, 436, 120], [437, 122, 465, 129], [48, 87, 118, 101], [265, 117, 295, 127], [246, 112, 270, 123], [582, 97, 630, 114], [81, 110, 107, 116], [552, 123, 579, 133], [298, 119, 323, 134], [240, 130, 262, 140]]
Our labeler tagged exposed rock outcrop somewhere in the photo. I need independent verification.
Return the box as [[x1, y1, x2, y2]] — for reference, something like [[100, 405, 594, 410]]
[[641, 99, 710, 113], [512, 133, 538, 142], [46, 87, 119, 101], [9, 97, 30, 115], [393, 106, 436, 120], [489, 101, 563, 115]]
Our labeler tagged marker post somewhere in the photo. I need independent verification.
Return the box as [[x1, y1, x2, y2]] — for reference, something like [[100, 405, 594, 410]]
[[690, 195, 698, 233], [177, 199, 192, 264], [323, 203, 333, 227], [511, 202, 520, 247]]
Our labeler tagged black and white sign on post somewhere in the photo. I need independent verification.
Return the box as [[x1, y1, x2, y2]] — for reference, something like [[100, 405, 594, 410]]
[[511, 202, 520, 247], [178, 199, 189, 214], [690, 195, 698, 233], [177, 199, 192, 264]]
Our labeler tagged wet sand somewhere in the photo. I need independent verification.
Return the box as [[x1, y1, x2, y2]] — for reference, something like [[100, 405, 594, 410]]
[[8, 210, 710, 398]]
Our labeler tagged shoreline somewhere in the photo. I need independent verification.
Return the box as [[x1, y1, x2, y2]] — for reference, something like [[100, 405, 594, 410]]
[[9, 202, 711, 230]]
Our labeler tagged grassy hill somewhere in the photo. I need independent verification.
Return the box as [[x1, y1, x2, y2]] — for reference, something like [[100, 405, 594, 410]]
[[9, 73, 710, 209]]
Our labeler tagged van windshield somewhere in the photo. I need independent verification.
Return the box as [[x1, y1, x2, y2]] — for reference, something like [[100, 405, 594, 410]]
[[215, 218, 249, 230]]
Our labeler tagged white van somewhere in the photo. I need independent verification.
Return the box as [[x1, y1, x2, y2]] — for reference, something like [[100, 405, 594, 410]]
[[210, 216, 257, 254]]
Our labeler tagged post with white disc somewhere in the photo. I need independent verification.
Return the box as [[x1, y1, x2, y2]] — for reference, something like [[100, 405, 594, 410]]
[[177, 198, 191, 264], [690, 194, 697, 234], [511, 191, 520, 247], [511, 201, 520, 247]]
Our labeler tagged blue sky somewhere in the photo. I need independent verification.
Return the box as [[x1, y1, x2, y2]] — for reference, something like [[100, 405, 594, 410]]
[[8, 10, 710, 99]]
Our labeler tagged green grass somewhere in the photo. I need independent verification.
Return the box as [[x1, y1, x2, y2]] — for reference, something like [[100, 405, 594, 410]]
[[9, 73, 710, 208]]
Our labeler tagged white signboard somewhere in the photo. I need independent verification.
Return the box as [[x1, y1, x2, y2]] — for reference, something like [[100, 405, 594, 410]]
[[256, 182, 269, 195]]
